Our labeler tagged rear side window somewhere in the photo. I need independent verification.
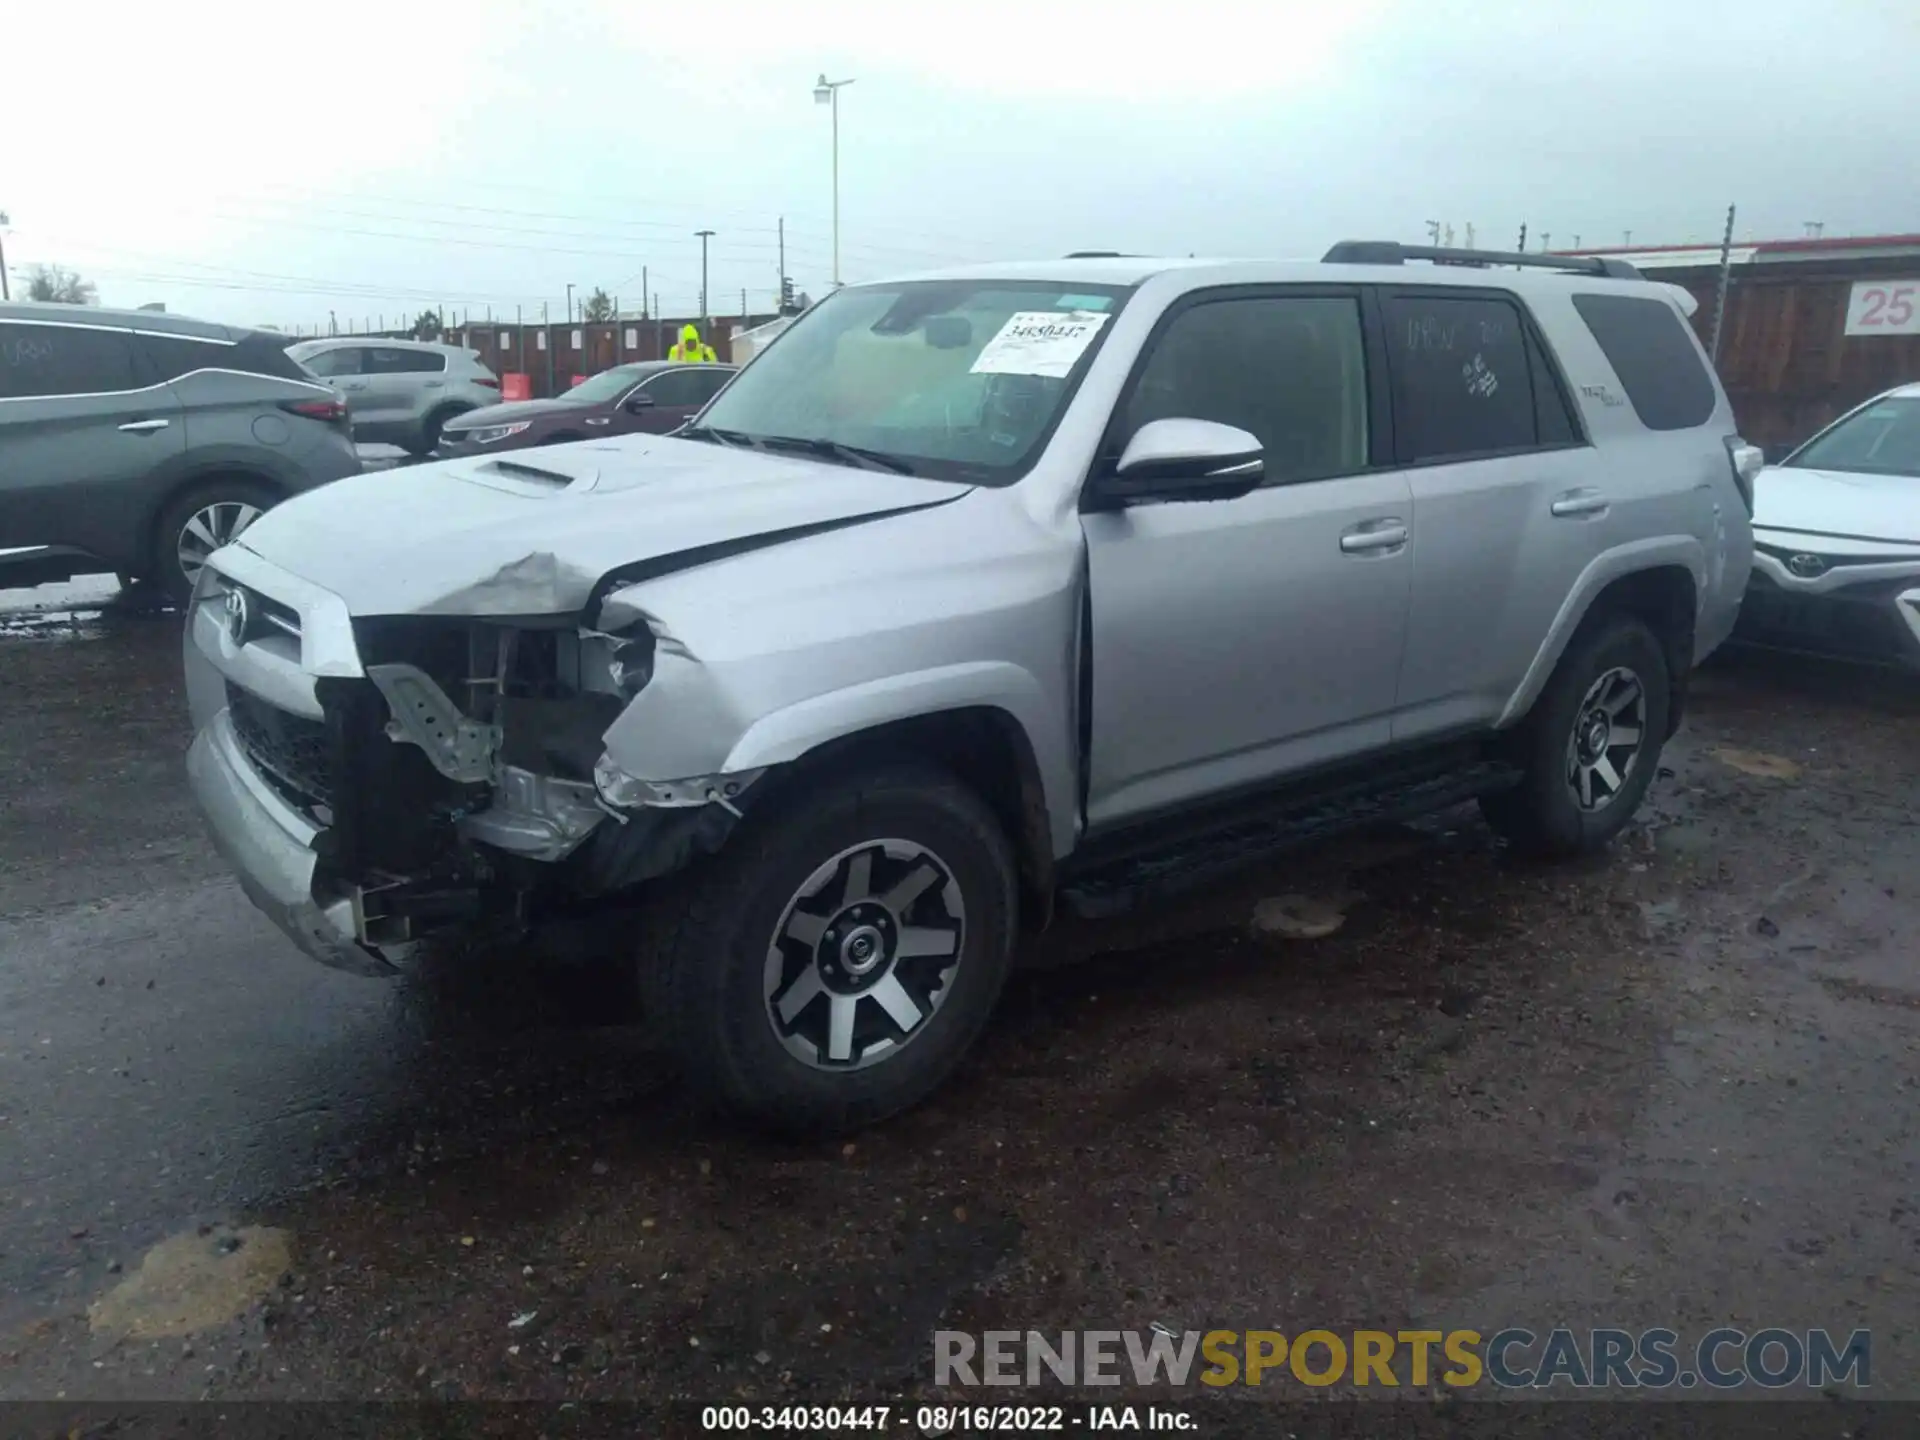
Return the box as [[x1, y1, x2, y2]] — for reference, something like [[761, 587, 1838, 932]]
[[230, 333, 316, 382], [1571, 293, 1717, 431], [0, 322, 140, 399], [297, 346, 364, 378], [368, 346, 446, 374], [1527, 328, 1581, 446], [1383, 293, 1537, 463], [136, 334, 235, 383]]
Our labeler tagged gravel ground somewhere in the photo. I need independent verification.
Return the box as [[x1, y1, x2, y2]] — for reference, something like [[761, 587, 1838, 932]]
[[0, 590, 1915, 1422]]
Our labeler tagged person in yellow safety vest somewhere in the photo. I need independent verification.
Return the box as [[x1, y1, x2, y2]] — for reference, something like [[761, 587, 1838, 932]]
[[668, 323, 717, 363]]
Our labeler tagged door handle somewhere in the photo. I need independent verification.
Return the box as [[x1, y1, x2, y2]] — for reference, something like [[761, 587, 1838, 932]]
[[338, 382, 367, 392], [117, 418, 170, 434], [1551, 489, 1610, 518], [423, 380, 444, 388], [1340, 520, 1409, 554]]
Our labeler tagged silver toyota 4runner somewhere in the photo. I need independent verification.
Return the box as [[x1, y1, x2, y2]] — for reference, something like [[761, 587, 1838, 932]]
[[184, 243, 1756, 1133]]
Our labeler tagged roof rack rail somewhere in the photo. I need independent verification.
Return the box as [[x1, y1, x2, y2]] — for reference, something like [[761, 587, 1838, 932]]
[[1322, 240, 1644, 281], [1064, 250, 1130, 259]]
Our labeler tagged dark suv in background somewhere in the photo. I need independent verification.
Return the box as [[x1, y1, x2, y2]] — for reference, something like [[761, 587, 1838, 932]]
[[0, 303, 361, 605]]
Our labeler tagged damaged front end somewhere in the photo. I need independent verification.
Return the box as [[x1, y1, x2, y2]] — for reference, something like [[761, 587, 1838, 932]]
[[183, 554, 760, 976]]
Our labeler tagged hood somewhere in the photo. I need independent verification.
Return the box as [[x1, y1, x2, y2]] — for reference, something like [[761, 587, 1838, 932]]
[[442, 397, 593, 429], [1753, 465, 1920, 546], [232, 437, 973, 617]]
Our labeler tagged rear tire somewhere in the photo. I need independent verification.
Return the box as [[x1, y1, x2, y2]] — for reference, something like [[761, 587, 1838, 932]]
[[152, 479, 276, 609], [1479, 614, 1671, 857], [637, 759, 1017, 1136]]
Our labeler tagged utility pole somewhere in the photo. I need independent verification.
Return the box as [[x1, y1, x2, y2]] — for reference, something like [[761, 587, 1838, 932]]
[[641, 267, 649, 319], [1541, 232, 1552, 253], [1425, 220, 1441, 245], [0, 209, 10, 301], [1710, 203, 1738, 366], [778, 217, 786, 309], [565, 283, 575, 325], [814, 76, 854, 287], [1517, 224, 1527, 253], [542, 300, 553, 397], [695, 229, 715, 324]]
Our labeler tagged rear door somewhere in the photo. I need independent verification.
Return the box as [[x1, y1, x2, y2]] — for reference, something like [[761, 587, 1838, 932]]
[[0, 317, 184, 562], [363, 345, 444, 428], [1379, 287, 1606, 741], [298, 344, 370, 415]]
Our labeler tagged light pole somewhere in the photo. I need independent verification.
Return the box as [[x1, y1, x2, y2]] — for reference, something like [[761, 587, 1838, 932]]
[[565, 283, 576, 325], [695, 229, 715, 325], [0, 210, 10, 302], [813, 74, 854, 288]]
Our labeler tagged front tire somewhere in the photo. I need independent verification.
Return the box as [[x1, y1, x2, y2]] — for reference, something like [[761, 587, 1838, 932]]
[[638, 760, 1017, 1135], [152, 479, 275, 608], [1480, 614, 1671, 857], [410, 407, 465, 457]]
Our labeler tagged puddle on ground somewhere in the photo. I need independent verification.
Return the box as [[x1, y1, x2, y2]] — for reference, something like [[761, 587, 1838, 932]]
[[88, 1225, 293, 1339]]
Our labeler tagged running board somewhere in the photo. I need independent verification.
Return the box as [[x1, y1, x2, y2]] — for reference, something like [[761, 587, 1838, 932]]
[[1060, 760, 1523, 920]]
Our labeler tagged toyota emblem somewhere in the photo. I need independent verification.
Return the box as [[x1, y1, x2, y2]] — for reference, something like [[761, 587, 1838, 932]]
[[1787, 553, 1829, 579], [223, 585, 250, 644]]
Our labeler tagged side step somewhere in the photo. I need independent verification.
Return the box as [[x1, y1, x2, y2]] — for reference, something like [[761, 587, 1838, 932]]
[[1059, 760, 1522, 920]]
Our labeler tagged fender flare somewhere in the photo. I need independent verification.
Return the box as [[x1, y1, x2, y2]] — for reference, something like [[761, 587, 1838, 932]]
[[1496, 535, 1707, 729], [721, 661, 1079, 858]]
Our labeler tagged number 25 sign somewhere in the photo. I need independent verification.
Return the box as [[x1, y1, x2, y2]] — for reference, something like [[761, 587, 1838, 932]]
[[1845, 281, 1919, 336]]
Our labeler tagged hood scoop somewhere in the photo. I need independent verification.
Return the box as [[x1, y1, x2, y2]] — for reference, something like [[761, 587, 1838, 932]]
[[463, 457, 600, 496]]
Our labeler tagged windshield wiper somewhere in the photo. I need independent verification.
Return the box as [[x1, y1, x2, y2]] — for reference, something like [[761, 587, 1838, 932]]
[[753, 434, 918, 475], [677, 424, 758, 448]]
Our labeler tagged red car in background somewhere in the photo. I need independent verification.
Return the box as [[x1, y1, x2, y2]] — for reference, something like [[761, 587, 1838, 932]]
[[437, 361, 736, 455]]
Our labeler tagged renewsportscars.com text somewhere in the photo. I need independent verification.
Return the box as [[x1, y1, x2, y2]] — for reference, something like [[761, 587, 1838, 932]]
[[934, 1327, 1871, 1390]]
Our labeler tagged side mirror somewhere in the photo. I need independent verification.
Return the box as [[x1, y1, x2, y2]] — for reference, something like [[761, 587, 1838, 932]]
[[624, 391, 656, 413], [1097, 418, 1264, 506]]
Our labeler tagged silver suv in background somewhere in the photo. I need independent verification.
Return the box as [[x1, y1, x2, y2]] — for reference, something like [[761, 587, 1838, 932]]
[[287, 338, 500, 456], [1, 302, 361, 604], [185, 244, 1755, 1134]]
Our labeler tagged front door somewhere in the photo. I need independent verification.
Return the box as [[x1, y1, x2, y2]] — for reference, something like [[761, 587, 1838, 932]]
[[0, 318, 185, 560], [1082, 288, 1413, 832], [623, 366, 724, 434]]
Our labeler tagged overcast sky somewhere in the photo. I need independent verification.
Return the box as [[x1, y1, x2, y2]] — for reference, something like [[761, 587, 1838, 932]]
[[5, 0, 1914, 332]]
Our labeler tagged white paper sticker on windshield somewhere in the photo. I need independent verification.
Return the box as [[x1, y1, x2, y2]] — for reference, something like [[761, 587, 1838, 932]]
[[970, 311, 1109, 378]]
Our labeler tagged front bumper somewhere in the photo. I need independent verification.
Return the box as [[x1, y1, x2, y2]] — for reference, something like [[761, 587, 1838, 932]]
[[1732, 568, 1920, 668], [187, 710, 398, 976]]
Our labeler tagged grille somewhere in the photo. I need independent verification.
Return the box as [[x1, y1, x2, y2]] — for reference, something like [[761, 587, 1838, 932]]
[[226, 683, 334, 815], [1737, 577, 1916, 662]]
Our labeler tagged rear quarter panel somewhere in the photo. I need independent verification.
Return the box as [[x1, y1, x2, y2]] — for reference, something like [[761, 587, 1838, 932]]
[[1492, 287, 1749, 724]]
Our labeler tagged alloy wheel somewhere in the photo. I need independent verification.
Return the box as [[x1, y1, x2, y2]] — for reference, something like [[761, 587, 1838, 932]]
[[764, 839, 966, 1071], [176, 501, 263, 586], [1564, 665, 1647, 812]]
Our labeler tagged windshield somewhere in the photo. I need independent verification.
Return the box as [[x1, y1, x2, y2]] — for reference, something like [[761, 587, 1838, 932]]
[[562, 364, 650, 405], [692, 279, 1132, 482], [1785, 397, 1920, 477]]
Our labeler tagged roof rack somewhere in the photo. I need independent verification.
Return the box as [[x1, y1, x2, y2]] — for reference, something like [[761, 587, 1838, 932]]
[[1322, 240, 1644, 281], [1064, 250, 1131, 259]]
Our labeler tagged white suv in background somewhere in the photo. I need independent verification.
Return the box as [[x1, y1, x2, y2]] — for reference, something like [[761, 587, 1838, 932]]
[[287, 338, 501, 456]]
